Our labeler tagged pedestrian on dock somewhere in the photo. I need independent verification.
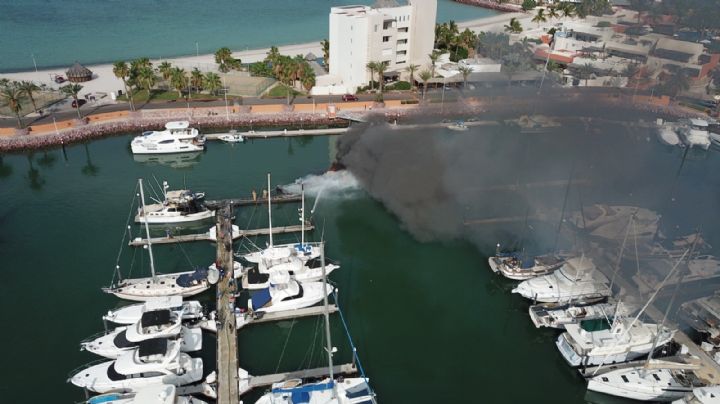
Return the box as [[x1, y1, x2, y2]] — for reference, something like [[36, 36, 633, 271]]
[[252, 189, 257, 202], [262, 189, 268, 199]]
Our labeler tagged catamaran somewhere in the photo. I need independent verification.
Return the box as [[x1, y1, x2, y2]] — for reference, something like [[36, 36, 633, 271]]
[[488, 246, 566, 280], [135, 181, 214, 224], [86, 384, 210, 404], [69, 339, 203, 393], [511, 257, 611, 304], [103, 297, 204, 325], [131, 121, 205, 155]]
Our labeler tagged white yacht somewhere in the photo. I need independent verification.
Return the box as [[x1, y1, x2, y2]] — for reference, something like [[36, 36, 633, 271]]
[[86, 384, 209, 404], [82, 307, 202, 358], [511, 257, 611, 304], [249, 280, 334, 314], [69, 339, 203, 393], [678, 119, 712, 150], [242, 257, 340, 290], [218, 130, 244, 143], [131, 121, 205, 155], [135, 181, 214, 224], [673, 386, 720, 403], [529, 300, 631, 329], [103, 297, 204, 325], [488, 249, 565, 280], [104, 179, 217, 301], [588, 366, 704, 401], [254, 378, 375, 404], [556, 318, 674, 367]]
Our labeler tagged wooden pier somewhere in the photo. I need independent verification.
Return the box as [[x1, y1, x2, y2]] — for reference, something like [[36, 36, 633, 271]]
[[215, 205, 240, 404], [205, 193, 302, 209], [239, 363, 358, 396], [205, 127, 349, 141], [129, 223, 313, 246]]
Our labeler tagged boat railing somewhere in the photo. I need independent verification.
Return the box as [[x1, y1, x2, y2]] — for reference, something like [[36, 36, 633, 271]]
[[67, 358, 110, 380]]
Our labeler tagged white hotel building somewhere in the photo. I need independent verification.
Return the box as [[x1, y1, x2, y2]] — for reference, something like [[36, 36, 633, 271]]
[[328, 0, 437, 93]]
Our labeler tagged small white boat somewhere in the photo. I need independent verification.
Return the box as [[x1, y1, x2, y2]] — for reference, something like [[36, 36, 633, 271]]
[[529, 300, 632, 329], [242, 257, 340, 290], [249, 280, 334, 314], [207, 224, 241, 242], [81, 325, 202, 359], [255, 377, 375, 404], [511, 257, 611, 304], [673, 386, 720, 403], [555, 317, 674, 367], [69, 339, 203, 393], [103, 297, 204, 325], [135, 181, 214, 224], [488, 248, 565, 280], [86, 384, 209, 404], [657, 121, 683, 146], [218, 130, 244, 143], [447, 120, 469, 131], [131, 121, 205, 155], [679, 119, 711, 150], [588, 366, 703, 402]]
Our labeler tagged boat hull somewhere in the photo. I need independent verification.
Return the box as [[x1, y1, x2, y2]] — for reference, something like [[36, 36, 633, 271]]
[[588, 377, 691, 401], [135, 210, 215, 224], [104, 272, 210, 302]]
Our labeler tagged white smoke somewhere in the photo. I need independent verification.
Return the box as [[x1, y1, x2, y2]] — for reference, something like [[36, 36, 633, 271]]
[[281, 170, 362, 200]]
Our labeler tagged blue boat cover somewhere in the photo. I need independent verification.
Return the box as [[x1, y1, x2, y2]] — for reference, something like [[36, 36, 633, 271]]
[[88, 394, 123, 404], [251, 288, 272, 310], [521, 259, 535, 269], [273, 381, 334, 395], [176, 267, 208, 287], [294, 243, 312, 255]]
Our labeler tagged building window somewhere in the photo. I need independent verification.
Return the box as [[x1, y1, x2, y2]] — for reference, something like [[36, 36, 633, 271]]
[[383, 21, 393, 30], [398, 27, 408, 33], [382, 36, 390, 43], [397, 39, 407, 45], [396, 60, 406, 65], [397, 50, 407, 56]]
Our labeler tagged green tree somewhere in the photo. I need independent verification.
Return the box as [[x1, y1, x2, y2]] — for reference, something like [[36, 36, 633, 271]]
[[458, 66, 473, 88], [547, 6, 560, 19], [376, 61, 389, 95], [301, 64, 316, 91], [579, 63, 594, 86], [657, 70, 690, 99], [405, 64, 420, 89], [190, 68, 204, 92], [61, 83, 84, 119], [170, 67, 187, 99], [266, 46, 281, 65], [458, 29, 478, 57], [521, 0, 536, 11], [112, 61, 134, 111], [137, 66, 156, 99], [158, 61, 173, 81], [215, 47, 234, 73], [0, 85, 25, 128], [17, 81, 40, 113], [532, 8, 547, 27], [320, 39, 330, 70], [429, 50, 441, 77], [366, 61, 378, 91], [559, 3, 576, 18], [504, 17, 523, 33], [419, 69, 432, 100], [204, 72, 222, 95]]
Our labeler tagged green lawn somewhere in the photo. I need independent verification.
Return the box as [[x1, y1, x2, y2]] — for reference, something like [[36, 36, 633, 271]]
[[264, 84, 303, 98], [117, 89, 223, 103]]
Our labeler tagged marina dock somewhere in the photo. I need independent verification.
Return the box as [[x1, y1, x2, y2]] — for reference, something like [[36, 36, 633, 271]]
[[128, 223, 313, 246], [205, 127, 349, 140], [239, 363, 358, 396], [215, 205, 240, 404], [205, 194, 302, 209]]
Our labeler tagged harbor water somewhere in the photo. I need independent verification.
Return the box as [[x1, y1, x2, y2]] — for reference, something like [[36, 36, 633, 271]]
[[0, 0, 498, 72], [2, 113, 720, 402]]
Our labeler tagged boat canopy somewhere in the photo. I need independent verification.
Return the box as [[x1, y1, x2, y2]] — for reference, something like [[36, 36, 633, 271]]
[[251, 288, 272, 310], [141, 309, 171, 328], [176, 267, 208, 287], [165, 121, 190, 130]]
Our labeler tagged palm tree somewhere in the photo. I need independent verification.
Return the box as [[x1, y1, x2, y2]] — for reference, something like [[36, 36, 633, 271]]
[[204, 72, 221, 95], [215, 47, 234, 73], [532, 9, 547, 27], [376, 61, 389, 93], [0, 85, 25, 128], [158, 61, 173, 81], [419, 69, 432, 100], [458, 29, 478, 57], [190, 68, 204, 92], [504, 17, 523, 33], [579, 63, 594, 86], [458, 66, 473, 88], [17, 81, 40, 113], [405, 64, 420, 89], [320, 39, 330, 71], [559, 3, 575, 18], [301, 64, 316, 91], [170, 67, 187, 99], [429, 50, 441, 77], [366, 61, 378, 90], [61, 84, 84, 119], [137, 66, 156, 99], [266, 46, 281, 65], [113, 61, 134, 111], [547, 6, 560, 20]]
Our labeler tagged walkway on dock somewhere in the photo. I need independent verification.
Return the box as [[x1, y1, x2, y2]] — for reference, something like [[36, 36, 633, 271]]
[[205, 193, 301, 209], [205, 127, 349, 140], [129, 223, 313, 246]]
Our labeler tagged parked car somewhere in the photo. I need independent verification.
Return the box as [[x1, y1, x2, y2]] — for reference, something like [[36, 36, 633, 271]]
[[342, 94, 359, 101], [71, 99, 87, 108], [54, 75, 66, 84]]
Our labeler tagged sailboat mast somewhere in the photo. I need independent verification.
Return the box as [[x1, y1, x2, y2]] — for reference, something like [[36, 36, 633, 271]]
[[267, 173, 273, 247], [301, 184, 305, 247], [320, 243, 336, 397], [138, 178, 156, 279]]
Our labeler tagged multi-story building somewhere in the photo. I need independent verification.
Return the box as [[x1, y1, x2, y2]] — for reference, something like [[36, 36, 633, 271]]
[[328, 0, 436, 93]]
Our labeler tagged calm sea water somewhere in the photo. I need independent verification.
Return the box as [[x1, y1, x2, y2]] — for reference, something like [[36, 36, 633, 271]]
[[0, 0, 497, 72], [2, 116, 720, 402]]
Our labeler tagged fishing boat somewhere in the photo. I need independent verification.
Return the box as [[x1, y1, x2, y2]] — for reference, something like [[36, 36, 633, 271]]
[[511, 257, 611, 304], [488, 246, 566, 280], [673, 386, 720, 403], [135, 181, 214, 224], [82, 307, 202, 359], [587, 363, 704, 401], [249, 280, 334, 314], [447, 120, 468, 131], [131, 121, 205, 155], [678, 119, 711, 150], [218, 130, 244, 143], [86, 384, 210, 404], [529, 299, 633, 329], [103, 297, 204, 325], [103, 179, 218, 301], [68, 339, 203, 393], [555, 317, 674, 367]]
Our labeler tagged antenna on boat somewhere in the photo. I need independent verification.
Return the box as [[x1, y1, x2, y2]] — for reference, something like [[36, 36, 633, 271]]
[[138, 178, 157, 280], [300, 184, 305, 247], [267, 173, 273, 248], [320, 242, 337, 399]]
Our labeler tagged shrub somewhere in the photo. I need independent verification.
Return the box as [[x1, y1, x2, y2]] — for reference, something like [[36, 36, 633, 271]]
[[386, 81, 412, 91], [449, 46, 469, 63], [596, 21, 612, 28], [521, 0, 536, 11]]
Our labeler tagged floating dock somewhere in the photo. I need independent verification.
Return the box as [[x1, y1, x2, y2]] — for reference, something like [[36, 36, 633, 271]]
[[129, 223, 313, 246], [205, 194, 302, 209], [205, 127, 349, 141], [239, 363, 358, 396]]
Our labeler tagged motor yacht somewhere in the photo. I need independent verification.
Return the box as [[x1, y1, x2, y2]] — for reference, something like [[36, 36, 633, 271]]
[[103, 297, 203, 325], [131, 121, 205, 155], [135, 181, 214, 224], [511, 257, 611, 304], [249, 280, 334, 314]]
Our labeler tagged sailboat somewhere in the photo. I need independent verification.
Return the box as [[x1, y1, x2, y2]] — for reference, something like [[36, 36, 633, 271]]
[[240, 174, 320, 264], [253, 243, 376, 404], [103, 179, 217, 301], [86, 384, 210, 404], [488, 245, 566, 281]]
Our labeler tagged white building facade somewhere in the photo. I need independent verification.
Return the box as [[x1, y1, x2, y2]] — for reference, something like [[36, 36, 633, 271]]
[[328, 0, 436, 93]]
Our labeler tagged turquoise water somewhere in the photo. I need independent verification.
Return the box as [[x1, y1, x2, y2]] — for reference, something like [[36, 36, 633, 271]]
[[0, 0, 497, 72]]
